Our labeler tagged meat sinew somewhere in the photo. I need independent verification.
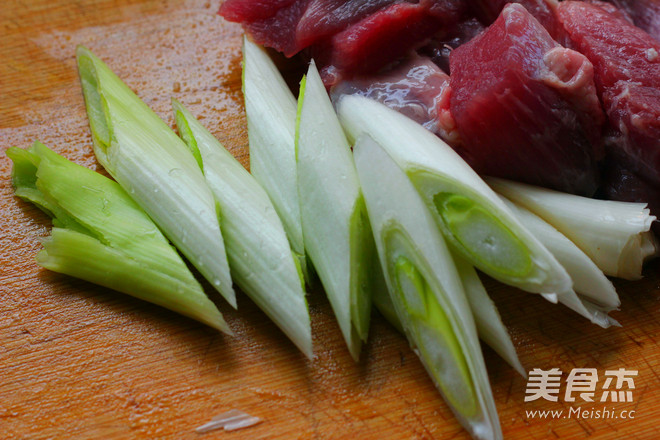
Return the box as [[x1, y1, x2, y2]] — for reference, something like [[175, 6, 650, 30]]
[[558, 1, 660, 186], [449, 3, 604, 195]]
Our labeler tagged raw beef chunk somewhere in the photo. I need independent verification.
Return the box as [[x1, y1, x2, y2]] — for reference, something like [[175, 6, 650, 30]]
[[219, 0, 395, 57], [469, 0, 560, 37], [558, 1, 660, 185], [310, 0, 468, 85], [220, 0, 468, 85], [605, 0, 660, 41], [331, 54, 459, 143], [449, 4, 604, 195]]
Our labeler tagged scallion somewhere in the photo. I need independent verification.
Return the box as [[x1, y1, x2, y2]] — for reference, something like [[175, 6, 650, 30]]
[[8, 142, 229, 332], [337, 94, 571, 296], [295, 61, 376, 360], [488, 177, 657, 280], [354, 133, 502, 440], [172, 99, 312, 358], [76, 46, 236, 307], [241, 37, 309, 279]]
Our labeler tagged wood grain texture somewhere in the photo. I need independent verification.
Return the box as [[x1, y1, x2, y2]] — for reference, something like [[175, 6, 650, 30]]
[[1, 1, 659, 439]]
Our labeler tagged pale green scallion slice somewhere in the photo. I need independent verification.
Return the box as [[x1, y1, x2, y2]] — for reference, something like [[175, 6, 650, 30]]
[[7, 142, 229, 332], [172, 99, 312, 358], [353, 133, 502, 440], [76, 46, 236, 308], [241, 37, 308, 279], [337, 95, 571, 296], [499, 195, 620, 328], [295, 61, 377, 360], [488, 177, 657, 280], [452, 255, 526, 377]]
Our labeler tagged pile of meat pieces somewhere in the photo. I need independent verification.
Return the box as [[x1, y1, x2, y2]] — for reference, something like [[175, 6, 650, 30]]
[[220, 0, 660, 226]]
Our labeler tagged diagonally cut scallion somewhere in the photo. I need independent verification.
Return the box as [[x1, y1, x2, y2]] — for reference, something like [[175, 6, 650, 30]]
[[453, 255, 526, 377], [371, 251, 526, 377], [241, 37, 308, 280], [499, 195, 620, 328], [354, 133, 501, 440], [337, 94, 571, 296], [8, 142, 229, 333], [76, 46, 236, 308], [487, 177, 657, 281], [172, 99, 312, 358], [295, 61, 375, 360]]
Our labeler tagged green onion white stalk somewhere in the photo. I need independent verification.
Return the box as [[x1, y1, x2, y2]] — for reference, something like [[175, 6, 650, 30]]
[[354, 133, 501, 440], [453, 256, 526, 377], [76, 46, 236, 308], [295, 61, 375, 360], [8, 142, 229, 333], [499, 196, 620, 328], [241, 37, 308, 278], [337, 95, 571, 296], [488, 178, 657, 280], [172, 99, 312, 358]]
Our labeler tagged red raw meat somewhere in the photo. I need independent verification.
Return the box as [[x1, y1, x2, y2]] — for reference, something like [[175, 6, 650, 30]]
[[469, 0, 560, 37], [558, 1, 660, 185], [311, 0, 467, 86], [331, 54, 459, 144], [606, 0, 660, 41], [295, 0, 397, 49], [582, 0, 634, 24], [221, 0, 311, 57], [219, 0, 298, 22], [219, 0, 466, 85], [219, 0, 401, 57], [418, 17, 485, 73], [449, 4, 604, 195]]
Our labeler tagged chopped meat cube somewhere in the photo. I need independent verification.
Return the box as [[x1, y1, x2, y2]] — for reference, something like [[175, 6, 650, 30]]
[[558, 1, 660, 185], [604, 0, 660, 41], [311, 0, 467, 86], [449, 4, 604, 195], [296, 0, 398, 49], [219, 0, 468, 86], [469, 0, 560, 37], [331, 54, 459, 144]]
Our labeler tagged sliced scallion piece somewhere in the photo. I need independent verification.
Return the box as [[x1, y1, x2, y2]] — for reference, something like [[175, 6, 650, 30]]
[[354, 133, 502, 440], [172, 99, 312, 358], [499, 195, 620, 328], [295, 61, 375, 360], [488, 177, 657, 280], [337, 95, 571, 296], [453, 255, 526, 377], [75, 46, 236, 308], [241, 37, 308, 279], [8, 142, 229, 333]]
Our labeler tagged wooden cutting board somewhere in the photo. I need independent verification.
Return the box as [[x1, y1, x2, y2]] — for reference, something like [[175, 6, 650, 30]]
[[1, 1, 659, 438]]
